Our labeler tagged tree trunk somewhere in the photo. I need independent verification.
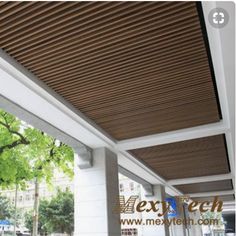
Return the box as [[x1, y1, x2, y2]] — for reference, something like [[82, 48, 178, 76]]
[[13, 184, 18, 236], [32, 178, 39, 236]]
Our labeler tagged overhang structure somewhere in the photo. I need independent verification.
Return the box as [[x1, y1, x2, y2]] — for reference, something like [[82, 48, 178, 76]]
[[0, 1, 235, 205]]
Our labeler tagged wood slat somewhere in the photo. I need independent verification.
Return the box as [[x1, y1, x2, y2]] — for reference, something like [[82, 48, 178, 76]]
[[36, 35, 206, 80], [0, 2, 221, 140], [1, 2, 80, 34], [175, 180, 233, 194], [0, 1, 22, 14], [0, 2, 48, 23], [20, 3, 194, 67], [192, 195, 235, 202], [11, 2, 160, 58], [129, 135, 230, 180]]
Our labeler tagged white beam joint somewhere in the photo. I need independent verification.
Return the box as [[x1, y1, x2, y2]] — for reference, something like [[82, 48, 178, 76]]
[[118, 166, 154, 196]]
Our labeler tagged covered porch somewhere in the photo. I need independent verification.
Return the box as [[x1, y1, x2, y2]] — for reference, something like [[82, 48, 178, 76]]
[[0, 1, 235, 236]]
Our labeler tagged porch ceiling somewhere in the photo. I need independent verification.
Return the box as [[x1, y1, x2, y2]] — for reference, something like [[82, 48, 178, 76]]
[[0, 1, 221, 140], [174, 180, 233, 194], [129, 135, 230, 180], [0, 1, 233, 200], [192, 195, 235, 202]]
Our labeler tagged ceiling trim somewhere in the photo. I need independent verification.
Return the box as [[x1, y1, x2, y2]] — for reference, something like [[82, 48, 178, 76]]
[[168, 173, 233, 186], [202, 2, 235, 184], [189, 190, 234, 198], [117, 121, 228, 151]]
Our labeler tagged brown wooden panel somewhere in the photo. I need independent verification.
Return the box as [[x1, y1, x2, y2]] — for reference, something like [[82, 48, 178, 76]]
[[0, 2, 221, 140], [175, 180, 233, 194], [192, 195, 235, 202], [129, 135, 230, 180]]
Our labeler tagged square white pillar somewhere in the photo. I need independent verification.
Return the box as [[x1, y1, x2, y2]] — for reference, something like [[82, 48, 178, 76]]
[[169, 201, 186, 236], [141, 185, 170, 236], [74, 147, 121, 236], [188, 211, 203, 236]]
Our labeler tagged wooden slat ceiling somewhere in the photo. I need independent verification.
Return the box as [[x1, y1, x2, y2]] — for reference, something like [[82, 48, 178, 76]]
[[129, 135, 230, 180], [192, 195, 235, 202], [0, 1, 221, 140], [174, 180, 233, 194]]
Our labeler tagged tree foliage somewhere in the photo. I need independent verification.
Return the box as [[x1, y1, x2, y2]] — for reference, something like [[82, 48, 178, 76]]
[[0, 194, 23, 227], [0, 109, 75, 235], [0, 194, 14, 220], [0, 111, 32, 188], [0, 109, 74, 188], [25, 189, 74, 235]]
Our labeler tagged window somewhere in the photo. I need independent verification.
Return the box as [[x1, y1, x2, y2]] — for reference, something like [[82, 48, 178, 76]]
[[121, 228, 138, 236], [25, 194, 30, 201], [119, 183, 124, 192], [129, 182, 134, 191]]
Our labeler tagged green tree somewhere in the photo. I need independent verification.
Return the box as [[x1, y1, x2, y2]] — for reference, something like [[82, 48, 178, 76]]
[[201, 211, 224, 234], [0, 111, 33, 188], [0, 109, 74, 235], [0, 194, 14, 220], [0, 194, 22, 226], [45, 189, 74, 235], [24, 211, 33, 232], [25, 200, 50, 236], [0, 109, 74, 187], [25, 189, 74, 235]]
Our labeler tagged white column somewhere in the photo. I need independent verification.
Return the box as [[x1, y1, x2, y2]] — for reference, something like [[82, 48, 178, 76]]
[[141, 185, 170, 236], [188, 211, 202, 236], [74, 147, 121, 236], [169, 202, 186, 236]]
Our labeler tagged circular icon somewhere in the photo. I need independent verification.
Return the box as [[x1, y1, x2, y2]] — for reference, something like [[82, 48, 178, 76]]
[[208, 8, 229, 28]]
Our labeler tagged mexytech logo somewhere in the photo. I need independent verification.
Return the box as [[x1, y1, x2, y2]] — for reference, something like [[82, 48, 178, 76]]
[[114, 195, 223, 216]]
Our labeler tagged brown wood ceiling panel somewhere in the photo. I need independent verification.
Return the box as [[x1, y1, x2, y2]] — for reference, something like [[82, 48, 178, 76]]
[[192, 195, 235, 202], [175, 180, 233, 194], [129, 135, 230, 180], [0, 2, 221, 140]]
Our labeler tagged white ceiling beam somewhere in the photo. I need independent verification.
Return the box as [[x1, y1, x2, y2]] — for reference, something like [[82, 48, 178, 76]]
[[0, 49, 116, 149], [118, 166, 154, 196], [222, 201, 235, 206], [168, 173, 233, 186], [0, 49, 182, 196], [189, 190, 234, 198], [222, 203, 235, 212], [203, 201, 235, 207], [118, 151, 182, 196], [202, 2, 235, 183], [117, 121, 228, 151], [222, 209, 236, 214], [0, 95, 182, 195]]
